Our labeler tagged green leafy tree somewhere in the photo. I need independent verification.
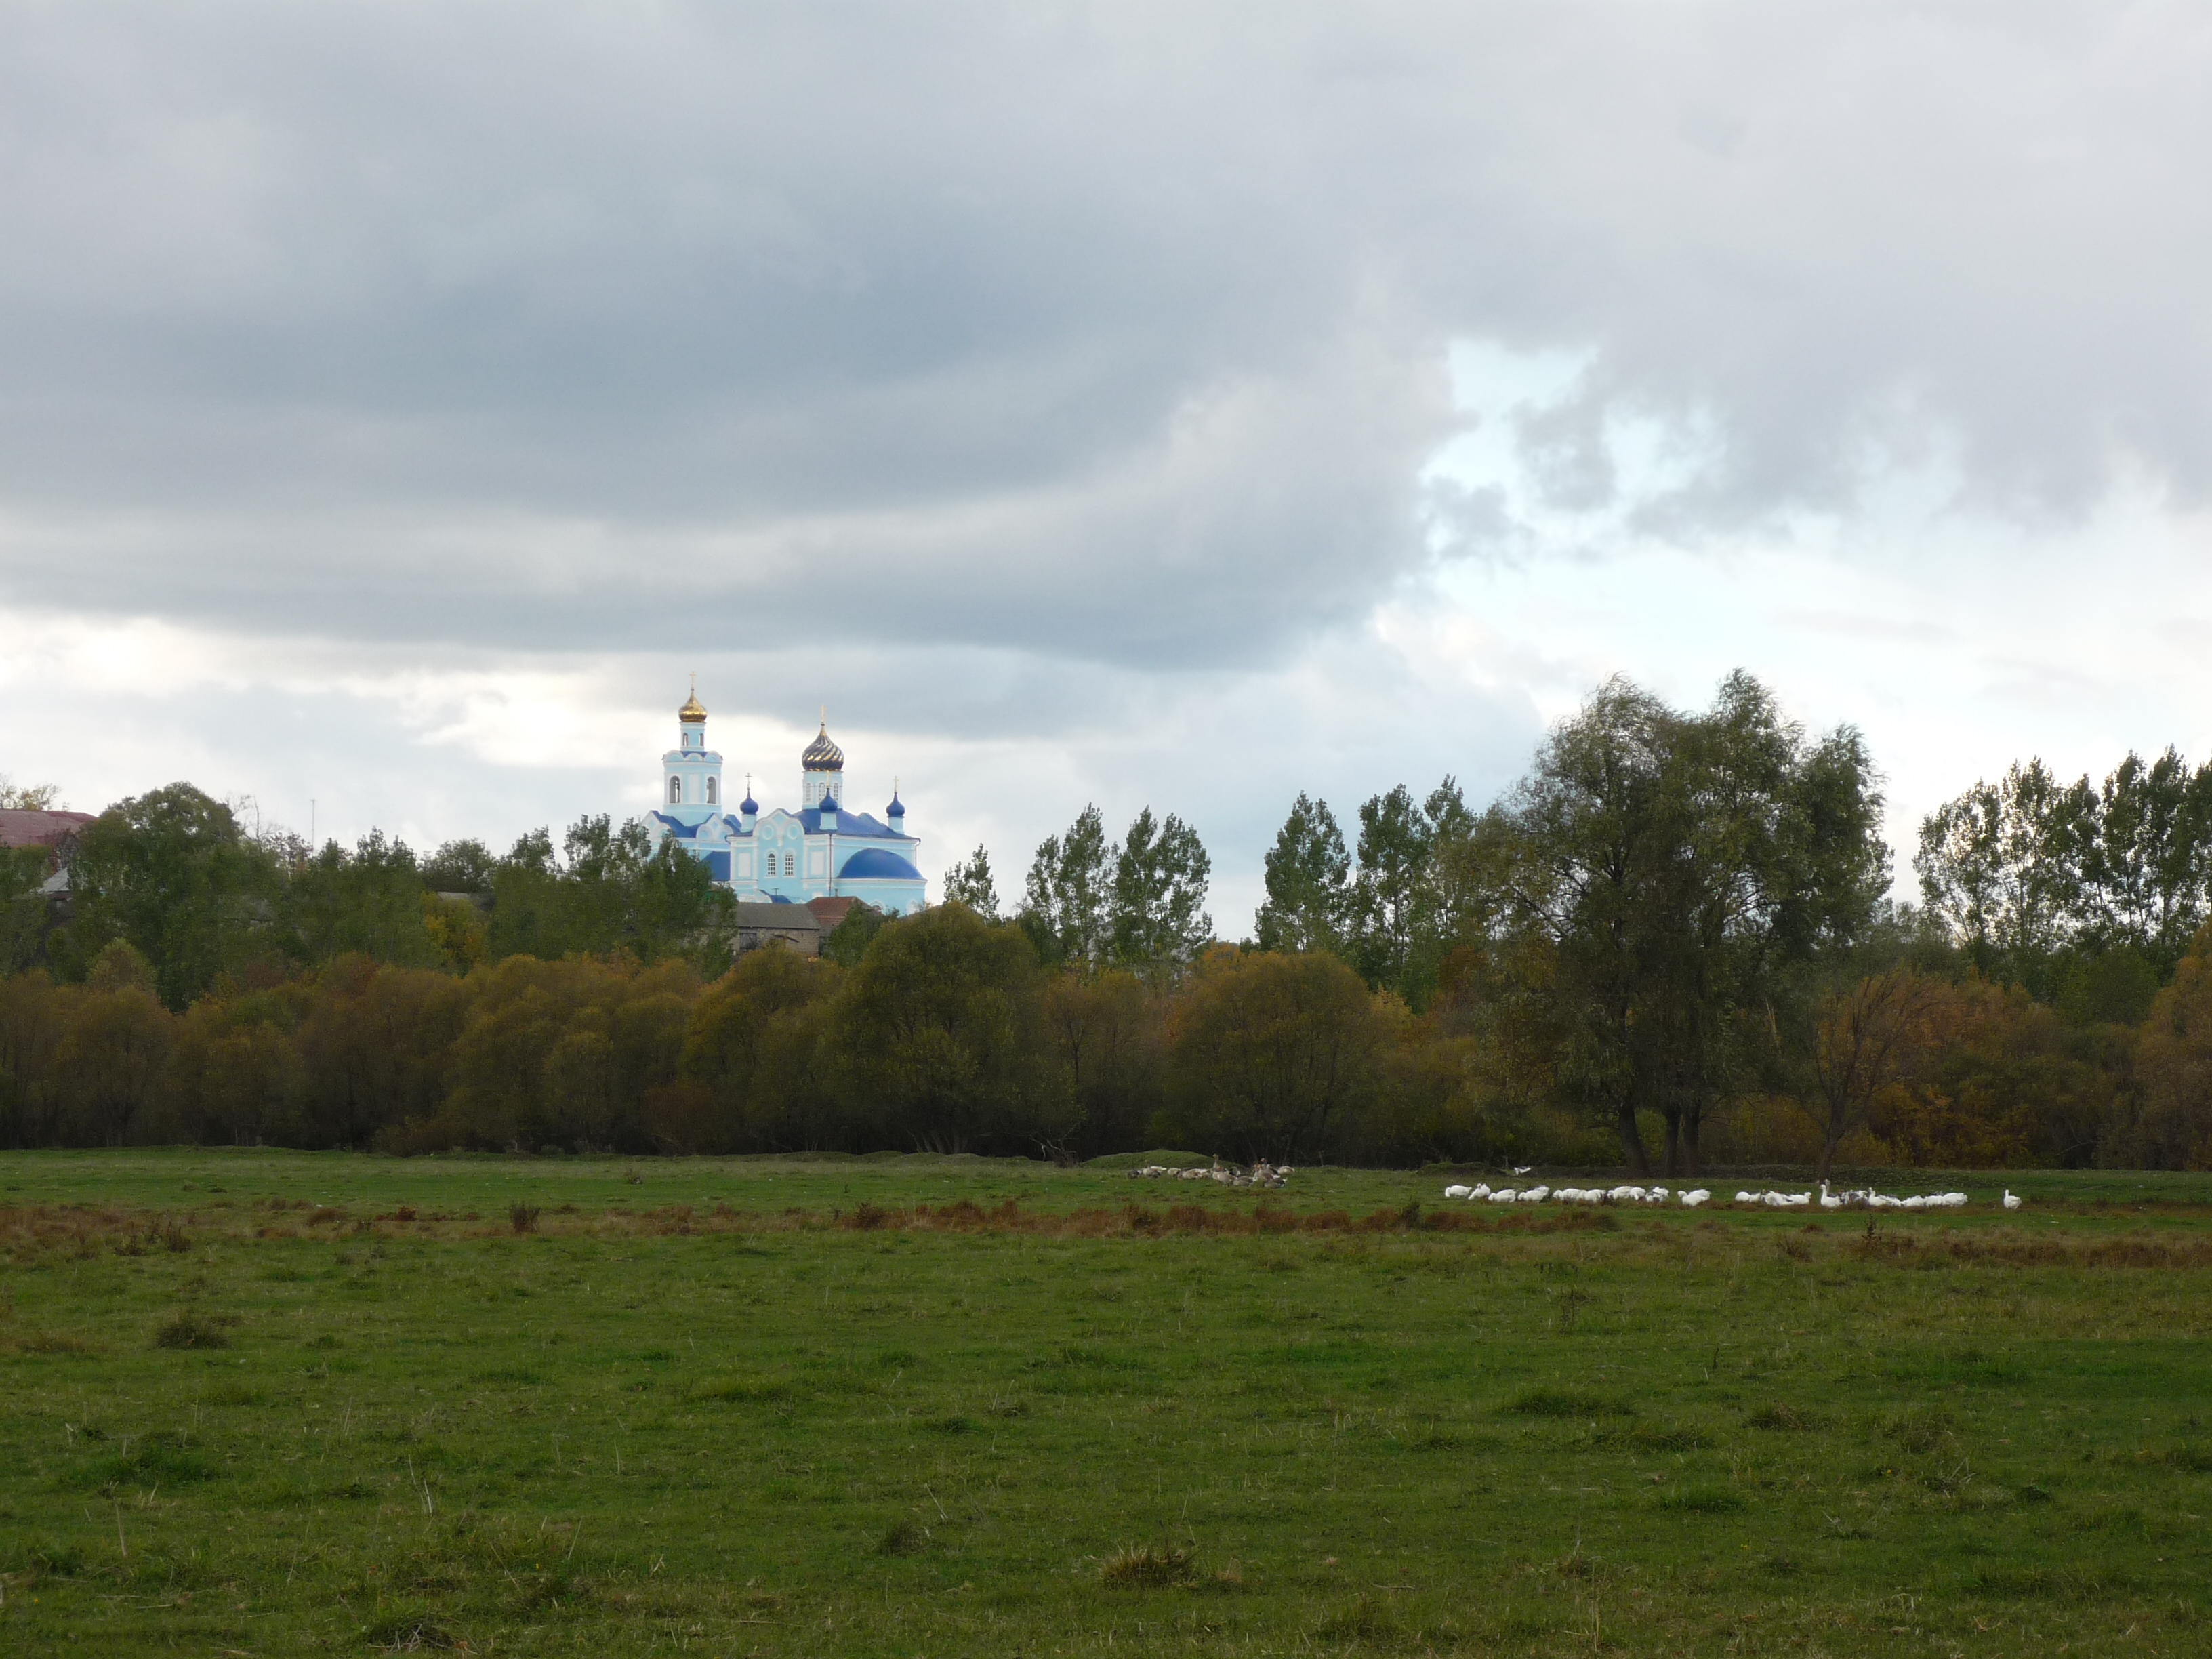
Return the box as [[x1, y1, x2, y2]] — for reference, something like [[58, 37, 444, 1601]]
[[53, 783, 282, 1008], [489, 817, 733, 965], [293, 958, 471, 1147], [0, 777, 60, 810], [1021, 805, 1113, 966], [822, 901, 889, 967], [422, 838, 498, 894], [1478, 673, 1887, 1174], [0, 970, 76, 1147], [54, 964, 173, 1144], [1108, 808, 1212, 970], [2057, 749, 2212, 972], [941, 844, 1001, 920], [281, 830, 444, 969], [1161, 947, 1390, 1164], [2120, 937, 2212, 1167], [1254, 793, 1351, 954], [1916, 760, 2084, 989], [1349, 779, 1468, 1007], [0, 844, 52, 973], [677, 946, 844, 1151], [1042, 968, 1162, 1158], [161, 987, 310, 1147], [825, 905, 1064, 1153], [1, 844, 52, 903]]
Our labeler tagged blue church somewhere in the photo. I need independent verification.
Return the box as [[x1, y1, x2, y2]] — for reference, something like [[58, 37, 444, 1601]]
[[646, 688, 927, 914]]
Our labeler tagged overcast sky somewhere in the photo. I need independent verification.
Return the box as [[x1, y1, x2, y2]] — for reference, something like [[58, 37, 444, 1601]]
[[6, 1, 2212, 930]]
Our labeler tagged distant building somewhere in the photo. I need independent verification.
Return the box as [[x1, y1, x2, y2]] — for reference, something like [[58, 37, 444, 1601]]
[[726, 897, 867, 958], [644, 689, 926, 915], [0, 808, 98, 895]]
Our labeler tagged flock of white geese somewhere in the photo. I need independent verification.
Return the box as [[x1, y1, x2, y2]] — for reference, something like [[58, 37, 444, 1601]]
[[1441, 1180, 2023, 1211]]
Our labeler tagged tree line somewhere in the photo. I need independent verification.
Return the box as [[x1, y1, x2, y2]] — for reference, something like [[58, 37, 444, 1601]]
[[0, 918, 1509, 1164], [7, 675, 2212, 1168], [1, 785, 741, 1005], [1914, 749, 2212, 1001]]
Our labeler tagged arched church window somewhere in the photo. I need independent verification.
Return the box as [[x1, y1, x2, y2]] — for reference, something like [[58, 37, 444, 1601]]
[[668, 777, 682, 804], [707, 777, 718, 804]]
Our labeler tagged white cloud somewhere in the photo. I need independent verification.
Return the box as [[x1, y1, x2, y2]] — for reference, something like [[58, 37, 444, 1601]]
[[7, 2, 2212, 932]]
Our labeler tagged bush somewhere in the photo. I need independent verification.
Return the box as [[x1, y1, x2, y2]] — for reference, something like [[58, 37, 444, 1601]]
[[1099, 1544, 1192, 1587], [152, 1311, 229, 1350]]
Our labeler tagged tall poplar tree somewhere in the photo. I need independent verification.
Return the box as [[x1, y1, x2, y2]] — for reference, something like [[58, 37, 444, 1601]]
[[1109, 808, 1213, 968], [1021, 805, 1113, 966], [1254, 793, 1352, 955]]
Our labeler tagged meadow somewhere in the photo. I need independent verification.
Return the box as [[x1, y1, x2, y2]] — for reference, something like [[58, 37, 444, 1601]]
[[3, 1151, 2210, 1656]]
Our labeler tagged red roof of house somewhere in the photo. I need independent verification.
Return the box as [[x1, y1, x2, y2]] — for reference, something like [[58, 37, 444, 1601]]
[[0, 808, 96, 851], [807, 896, 861, 930]]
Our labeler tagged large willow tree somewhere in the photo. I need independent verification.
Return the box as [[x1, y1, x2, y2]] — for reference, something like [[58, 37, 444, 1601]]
[[1471, 672, 1889, 1175]]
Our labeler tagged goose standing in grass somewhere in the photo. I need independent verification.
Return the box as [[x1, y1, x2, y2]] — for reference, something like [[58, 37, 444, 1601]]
[[1443, 1184, 1472, 1200], [1680, 1189, 1711, 1207], [2003, 1189, 2022, 1210]]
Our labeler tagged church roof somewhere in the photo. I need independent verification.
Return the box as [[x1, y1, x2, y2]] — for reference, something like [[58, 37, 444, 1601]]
[[838, 848, 924, 882], [798, 804, 907, 839], [659, 805, 907, 843]]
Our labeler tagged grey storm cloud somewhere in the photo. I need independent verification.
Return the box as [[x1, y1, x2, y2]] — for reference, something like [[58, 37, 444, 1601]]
[[4, 1, 2211, 668]]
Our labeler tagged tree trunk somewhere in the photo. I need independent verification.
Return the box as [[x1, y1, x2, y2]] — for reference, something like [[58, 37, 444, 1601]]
[[1661, 1110, 1681, 1177], [1681, 1105, 1702, 1177], [1616, 1102, 1649, 1175]]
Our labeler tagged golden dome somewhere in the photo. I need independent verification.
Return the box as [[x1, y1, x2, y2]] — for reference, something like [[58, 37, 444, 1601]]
[[801, 720, 844, 772], [678, 691, 707, 722]]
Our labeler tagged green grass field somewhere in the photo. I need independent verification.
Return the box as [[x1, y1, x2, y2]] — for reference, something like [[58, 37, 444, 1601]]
[[4, 1150, 2211, 1656]]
